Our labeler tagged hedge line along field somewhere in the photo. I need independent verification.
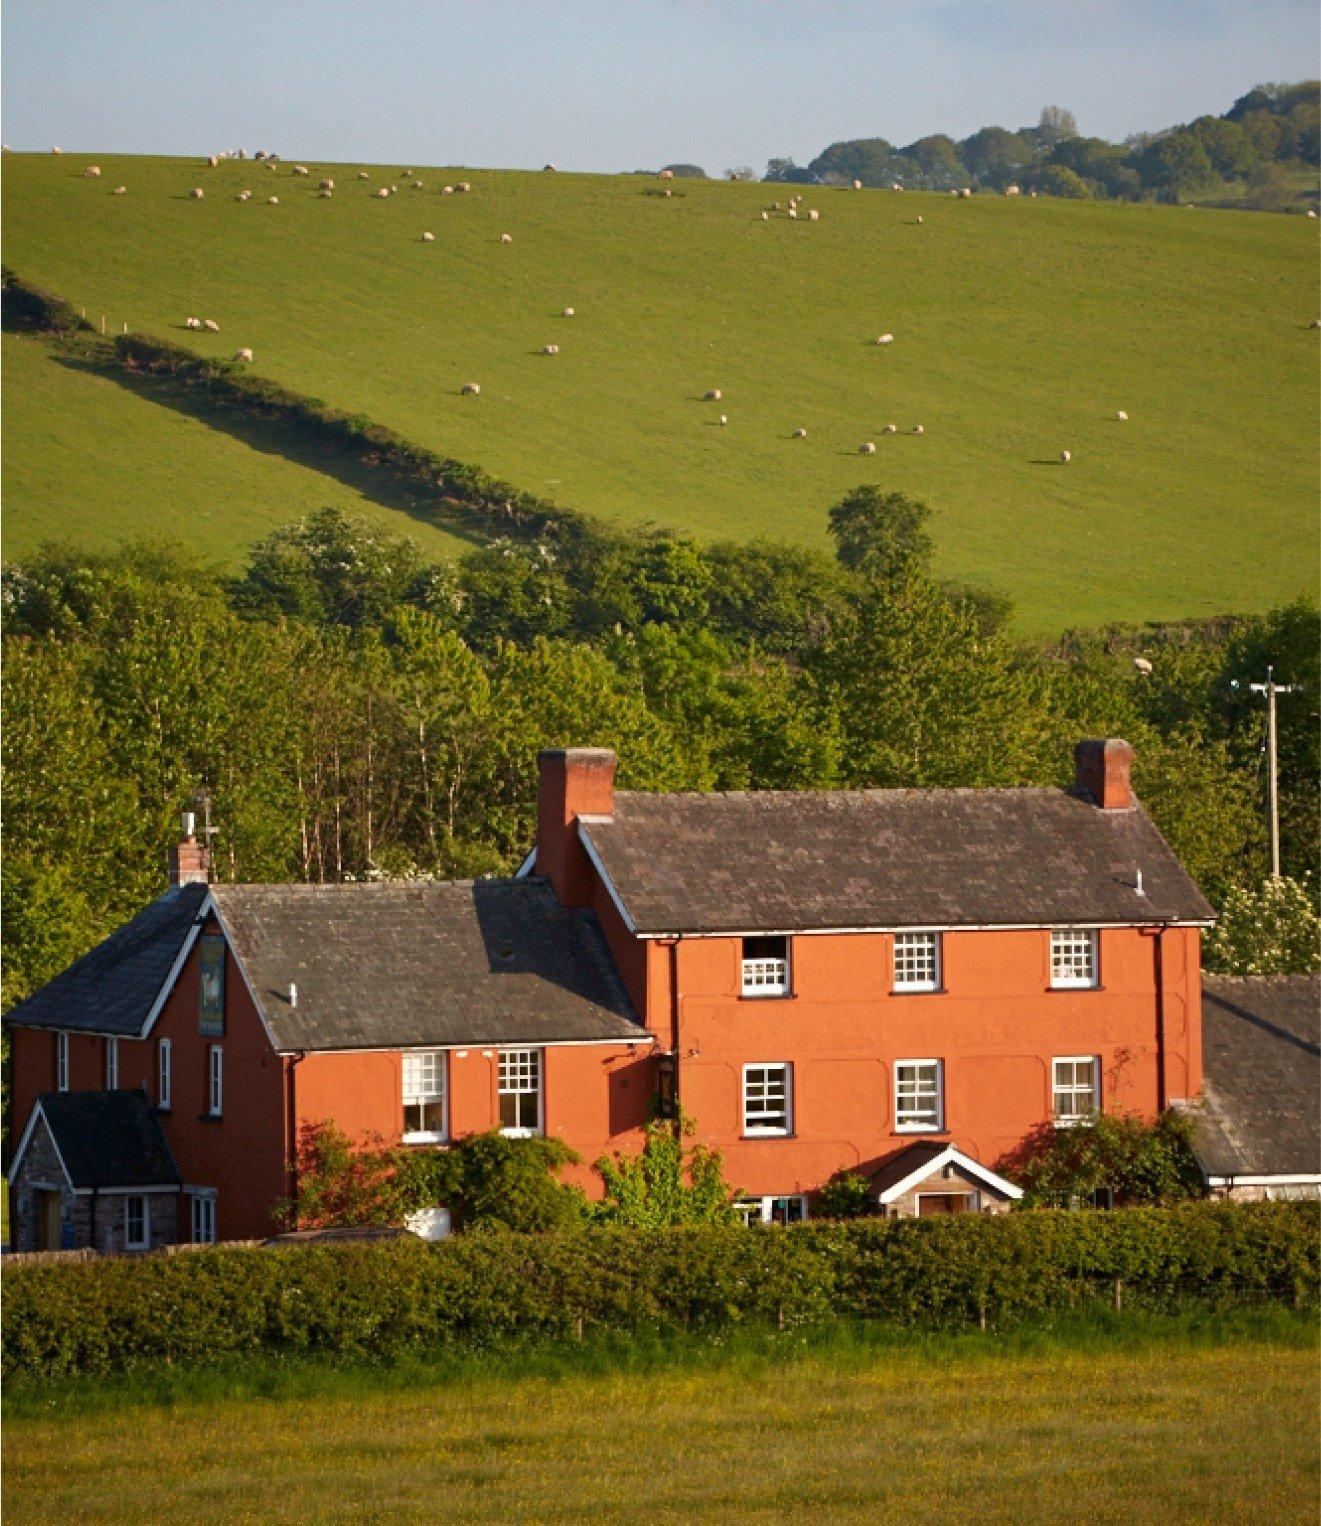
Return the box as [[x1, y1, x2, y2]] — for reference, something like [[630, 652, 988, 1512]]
[[1, 331, 469, 564], [3, 152, 1318, 630]]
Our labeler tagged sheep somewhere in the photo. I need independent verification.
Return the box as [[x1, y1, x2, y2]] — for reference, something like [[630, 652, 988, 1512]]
[[949, 189, 959, 198], [1059, 449, 1072, 464], [561, 307, 575, 317], [788, 206, 798, 219], [457, 181, 471, 192], [500, 232, 513, 243], [377, 187, 390, 198], [663, 188, 673, 197], [268, 195, 280, 204], [233, 347, 254, 362], [52, 146, 62, 154], [544, 163, 557, 172], [358, 169, 370, 179], [413, 181, 424, 189], [759, 210, 769, 221], [190, 187, 205, 199], [912, 424, 925, 435], [293, 164, 310, 176], [704, 389, 722, 401], [1309, 209, 1318, 219], [185, 317, 202, 329], [1133, 657, 1154, 676], [916, 215, 924, 224], [443, 185, 454, 194], [882, 423, 898, 435], [1311, 318, 1321, 329], [113, 185, 127, 196], [960, 187, 972, 198], [1005, 184, 1020, 196], [203, 319, 220, 332], [84, 165, 101, 178], [875, 333, 894, 345], [771, 201, 781, 211], [422, 231, 435, 242], [542, 344, 560, 355], [318, 178, 334, 190], [207, 154, 219, 167], [318, 188, 332, 198], [891, 181, 902, 191], [255, 150, 268, 160], [718, 414, 728, 425], [792, 427, 808, 438], [1116, 410, 1129, 422], [659, 169, 674, 180], [859, 442, 876, 455], [1029, 190, 1038, 198], [461, 382, 481, 395], [808, 209, 820, 221], [390, 185, 398, 193], [237, 190, 252, 202], [853, 178, 863, 190]]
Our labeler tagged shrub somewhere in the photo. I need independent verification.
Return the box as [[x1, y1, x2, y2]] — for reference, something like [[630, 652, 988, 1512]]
[[3, 1203, 1314, 1380], [594, 1117, 739, 1227], [816, 1171, 876, 1219], [1205, 876, 1321, 974], [2, 267, 96, 333], [1000, 1110, 1207, 1208]]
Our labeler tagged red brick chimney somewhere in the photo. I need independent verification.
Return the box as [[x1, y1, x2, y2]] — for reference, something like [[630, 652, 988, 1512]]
[[1074, 738, 1135, 811], [537, 748, 616, 905], [168, 810, 210, 889]]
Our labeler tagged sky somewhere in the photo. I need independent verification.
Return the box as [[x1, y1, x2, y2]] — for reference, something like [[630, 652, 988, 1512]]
[[3, 1, 1317, 173]]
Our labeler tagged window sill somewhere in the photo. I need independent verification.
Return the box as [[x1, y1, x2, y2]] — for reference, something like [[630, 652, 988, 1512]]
[[895, 1124, 947, 1135], [892, 986, 946, 997], [499, 1128, 543, 1140], [742, 1131, 795, 1140], [1047, 983, 1104, 993], [198, 1113, 223, 1123], [739, 991, 796, 1002], [401, 1134, 448, 1146]]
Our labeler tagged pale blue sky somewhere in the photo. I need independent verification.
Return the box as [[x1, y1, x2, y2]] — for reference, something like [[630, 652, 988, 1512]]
[[3, 1, 1316, 172]]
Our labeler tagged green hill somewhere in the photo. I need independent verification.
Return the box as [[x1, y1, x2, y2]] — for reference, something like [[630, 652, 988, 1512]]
[[3, 152, 1317, 629]]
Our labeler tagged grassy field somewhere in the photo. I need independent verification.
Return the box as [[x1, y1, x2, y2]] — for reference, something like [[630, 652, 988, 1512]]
[[1, 331, 469, 563], [4, 1313, 1317, 1523], [3, 153, 1317, 628]]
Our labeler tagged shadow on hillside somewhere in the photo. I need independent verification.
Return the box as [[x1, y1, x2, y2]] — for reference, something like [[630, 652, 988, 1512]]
[[47, 346, 487, 549]]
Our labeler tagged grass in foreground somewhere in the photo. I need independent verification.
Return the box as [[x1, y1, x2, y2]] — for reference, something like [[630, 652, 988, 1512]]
[[5, 1310, 1317, 1523], [5, 153, 1318, 628]]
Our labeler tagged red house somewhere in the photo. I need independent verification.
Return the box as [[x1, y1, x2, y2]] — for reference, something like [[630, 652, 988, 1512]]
[[5, 738, 1216, 1248]]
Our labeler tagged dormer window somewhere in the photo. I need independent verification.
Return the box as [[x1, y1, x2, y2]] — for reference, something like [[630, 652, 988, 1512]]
[[741, 936, 790, 997], [1050, 929, 1099, 989]]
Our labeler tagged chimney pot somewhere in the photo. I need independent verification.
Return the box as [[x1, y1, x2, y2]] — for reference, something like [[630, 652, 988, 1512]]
[[1074, 738, 1135, 811], [536, 747, 617, 905], [168, 832, 210, 889]]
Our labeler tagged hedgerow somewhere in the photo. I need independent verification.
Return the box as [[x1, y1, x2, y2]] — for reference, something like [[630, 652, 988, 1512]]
[[1, 266, 97, 334], [3, 1202, 1315, 1380]]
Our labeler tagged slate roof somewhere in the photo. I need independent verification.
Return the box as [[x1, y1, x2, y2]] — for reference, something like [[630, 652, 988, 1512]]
[[1194, 975, 1320, 1181], [3, 885, 207, 1036], [32, 1089, 180, 1188], [582, 788, 1214, 935], [209, 879, 645, 1052], [867, 1140, 950, 1195]]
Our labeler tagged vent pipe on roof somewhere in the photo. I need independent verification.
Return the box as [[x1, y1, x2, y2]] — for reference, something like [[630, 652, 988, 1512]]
[[1134, 869, 1145, 897], [289, 983, 298, 1009]]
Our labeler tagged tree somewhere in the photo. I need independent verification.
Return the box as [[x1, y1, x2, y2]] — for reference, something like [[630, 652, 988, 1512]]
[[1037, 105, 1079, 147], [1029, 165, 1096, 199], [278, 1119, 412, 1229], [1188, 116, 1258, 179], [724, 166, 757, 182], [1137, 132, 1215, 197], [595, 1116, 738, 1226], [901, 134, 967, 190], [816, 1171, 874, 1218], [1241, 159, 1295, 211], [1003, 1111, 1205, 1207], [808, 138, 913, 188], [959, 126, 1033, 187], [827, 486, 934, 582], [763, 157, 815, 184], [410, 1131, 588, 1234], [1203, 877, 1321, 975], [659, 163, 706, 178]]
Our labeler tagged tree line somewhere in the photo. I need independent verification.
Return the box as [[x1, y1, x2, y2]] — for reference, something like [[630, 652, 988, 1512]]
[[3, 490, 1317, 1014]]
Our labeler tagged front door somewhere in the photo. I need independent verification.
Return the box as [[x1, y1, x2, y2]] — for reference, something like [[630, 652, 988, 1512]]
[[918, 1192, 972, 1216], [37, 1190, 62, 1250]]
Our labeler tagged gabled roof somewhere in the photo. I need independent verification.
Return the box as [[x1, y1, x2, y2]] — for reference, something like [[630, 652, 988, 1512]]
[[1194, 974, 1320, 1183], [2, 885, 207, 1036], [208, 878, 646, 1053], [581, 788, 1214, 936], [866, 1141, 1024, 1204], [12, 1089, 180, 1190]]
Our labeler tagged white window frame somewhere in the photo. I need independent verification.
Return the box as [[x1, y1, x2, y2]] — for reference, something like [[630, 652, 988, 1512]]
[[498, 1048, 544, 1138], [190, 1191, 216, 1245], [208, 1044, 223, 1117], [1050, 928, 1099, 990], [105, 1037, 119, 1090], [895, 1058, 944, 1133], [125, 1194, 150, 1251], [56, 1032, 70, 1093], [742, 1062, 793, 1137], [740, 936, 791, 998], [402, 1050, 449, 1144], [1053, 1055, 1101, 1125], [893, 932, 942, 993], [157, 1038, 172, 1110], [734, 1195, 809, 1226]]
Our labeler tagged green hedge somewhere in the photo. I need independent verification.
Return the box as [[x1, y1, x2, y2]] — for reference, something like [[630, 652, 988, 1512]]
[[4, 1203, 1316, 1380], [1, 266, 96, 334]]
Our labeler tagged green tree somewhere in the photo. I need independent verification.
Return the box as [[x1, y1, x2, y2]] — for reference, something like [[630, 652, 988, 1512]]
[[1188, 116, 1258, 179], [1203, 877, 1321, 975], [827, 486, 934, 582], [1004, 1111, 1205, 1207], [595, 1116, 738, 1226], [1036, 105, 1079, 147], [1030, 164, 1097, 199], [901, 134, 967, 190], [1137, 132, 1215, 197], [816, 1171, 874, 1219], [959, 126, 1033, 187]]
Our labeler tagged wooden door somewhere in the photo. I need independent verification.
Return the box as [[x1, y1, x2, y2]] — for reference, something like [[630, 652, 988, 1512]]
[[918, 1193, 972, 1216], [38, 1190, 62, 1250]]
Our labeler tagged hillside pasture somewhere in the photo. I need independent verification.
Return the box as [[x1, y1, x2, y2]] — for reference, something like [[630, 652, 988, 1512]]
[[3, 153, 1317, 628]]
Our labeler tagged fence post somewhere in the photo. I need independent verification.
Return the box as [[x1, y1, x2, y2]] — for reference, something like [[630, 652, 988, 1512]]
[[1113, 1277, 1123, 1313], [978, 1300, 987, 1332]]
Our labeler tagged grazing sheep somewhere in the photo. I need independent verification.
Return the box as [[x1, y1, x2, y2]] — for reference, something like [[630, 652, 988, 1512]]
[[949, 189, 959, 198], [500, 232, 513, 243], [875, 333, 894, 345], [663, 188, 673, 197], [1311, 318, 1321, 328], [233, 348, 254, 362], [1309, 209, 1318, 219], [377, 187, 390, 198], [293, 164, 309, 176], [544, 163, 557, 172], [704, 389, 722, 401], [718, 414, 728, 425], [860, 442, 876, 455], [358, 169, 370, 179], [457, 181, 472, 192], [1133, 657, 1154, 676], [268, 195, 279, 204], [916, 215, 924, 224], [912, 424, 925, 435], [808, 209, 820, 221], [237, 190, 252, 202], [113, 185, 127, 196], [793, 427, 808, 438], [788, 206, 798, 219], [759, 210, 769, 221], [561, 307, 575, 317], [52, 146, 62, 154], [318, 188, 332, 198], [84, 165, 101, 178], [185, 317, 202, 329], [422, 231, 435, 242], [882, 423, 898, 434], [659, 169, 674, 180], [207, 154, 219, 167], [319, 178, 334, 190], [203, 319, 220, 333], [1005, 184, 1021, 196], [443, 185, 454, 194], [413, 181, 424, 189], [390, 185, 398, 193], [542, 344, 559, 355], [255, 151, 268, 161], [1059, 449, 1072, 464], [1116, 410, 1129, 421], [960, 187, 972, 197], [853, 179, 863, 190], [461, 382, 481, 395], [1030, 190, 1038, 198], [190, 188, 205, 199], [771, 201, 781, 211]]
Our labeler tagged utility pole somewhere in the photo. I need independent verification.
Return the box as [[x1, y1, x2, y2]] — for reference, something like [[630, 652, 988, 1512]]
[[1243, 667, 1302, 878]]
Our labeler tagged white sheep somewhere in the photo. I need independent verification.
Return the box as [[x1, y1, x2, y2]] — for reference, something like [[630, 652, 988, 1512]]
[[860, 442, 876, 455], [268, 195, 280, 204], [461, 382, 481, 395], [203, 319, 220, 333], [1309, 209, 1318, 219], [961, 187, 972, 198], [293, 164, 310, 176], [1059, 449, 1072, 464], [1311, 318, 1321, 329], [544, 163, 557, 172], [318, 188, 332, 198], [1133, 657, 1154, 676], [233, 347, 253, 362], [561, 307, 575, 317], [788, 206, 798, 219], [704, 389, 722, 401], [663, 188, 673, 197], [422, 231, 435, 242], [443, 185, 454, 194], [1116, 410, 1129, 422], [319, 178, 334, 190], [659, 169, 674, 180], [718, 414, 728, 425], [875, 333, 894, 345], [413, 181, 424, 189], [84, 165, 101, 178], [207, 154, 219, 167], [457, 181, 471, 192], [853, 179, 862, 190], [916, 215, 924, 224], [113, 185, 127, 196], [500, 232, 513, 243], [185, 317, 202, 329], [912, 424, 925, 435], [51, 146, 62, 154], [390, 185, 398, 193], [542, 344, 560, 355], [377, 187, 390, 198], [949, 189, 959, 198], [882, 423, 898, 435], [793, 427, 808, 438], [808, 209, 820, 221], [1005, 184, 1020, 196], [190, 188, 205, 199], [759, 211, 769, 221], [237, 190, 252, 202], [358, 169, 370, 179], [891, 181, 902, 191]]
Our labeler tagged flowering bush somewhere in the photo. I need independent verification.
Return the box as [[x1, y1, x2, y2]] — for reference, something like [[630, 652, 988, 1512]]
[[1204, 875, 1321, 974]]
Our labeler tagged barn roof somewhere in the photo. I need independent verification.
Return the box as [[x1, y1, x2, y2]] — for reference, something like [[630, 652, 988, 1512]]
[[209, 879, 646, 1053], [1194, 974, 1320, 1182], [16, 1089, 180, 1190], [581, 787, 1214, 935]]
